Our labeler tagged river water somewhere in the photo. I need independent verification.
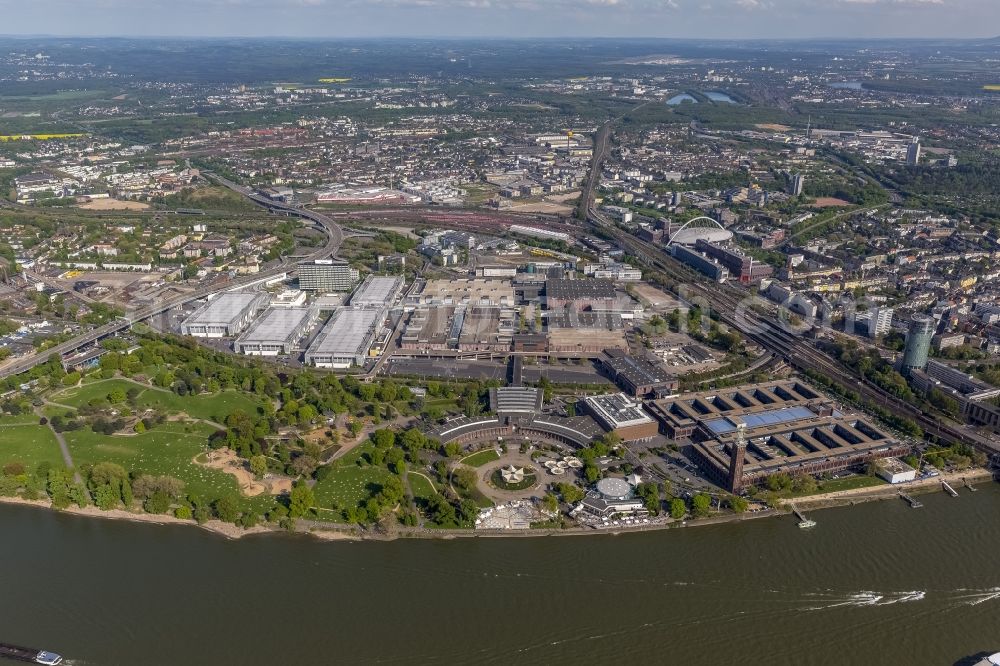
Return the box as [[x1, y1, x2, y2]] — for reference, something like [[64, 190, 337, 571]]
[[3, 484, 999, 666]]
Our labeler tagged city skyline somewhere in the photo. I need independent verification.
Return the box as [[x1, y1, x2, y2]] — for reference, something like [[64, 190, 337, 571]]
[[0, 0, 997, 39]]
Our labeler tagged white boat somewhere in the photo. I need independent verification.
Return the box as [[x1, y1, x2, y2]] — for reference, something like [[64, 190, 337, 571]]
[[35, 651, 64, 666], [0, 642, 63, 665], [974, 652, 1000, 666], [798, 519, 817, 529]]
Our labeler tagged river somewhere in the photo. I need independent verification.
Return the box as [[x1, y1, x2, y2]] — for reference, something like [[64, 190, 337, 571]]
[[3, 484, 999, 666]]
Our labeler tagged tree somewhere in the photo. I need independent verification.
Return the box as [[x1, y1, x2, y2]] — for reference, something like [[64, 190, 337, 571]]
[[691, 494, 712, 518], [213, 495, 240, 523], [288, 481, 315, 518], [94, 484, 119, 511], [727, 495, 748, 513], [371, 428, 396, 449], [556, 482, 584, 503], [636, 482, 661, 514], [143, 491, 171, 514], [249, 455, 268, 479], [89, 462, 128, 489], [133, 420, 146, 434], [542, 493, 559, 513], [669, 498, 687, 520]]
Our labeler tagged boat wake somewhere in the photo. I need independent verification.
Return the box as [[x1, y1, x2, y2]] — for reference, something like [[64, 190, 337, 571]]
[[803, 590, 925, 611], [953, 587, 1000, 606]]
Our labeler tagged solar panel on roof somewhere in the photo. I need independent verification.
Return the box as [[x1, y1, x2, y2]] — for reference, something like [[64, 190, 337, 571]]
[[705, 405, 817, 436]]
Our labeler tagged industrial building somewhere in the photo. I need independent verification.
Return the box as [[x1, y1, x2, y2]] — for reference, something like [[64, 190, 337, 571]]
[[180, 292, 268, 338], [350, 275, 404, 307], [304, 307, 387, 368], [546, 312, 627, 354], [582, 393, 659, 442], [400, 304, 516, 352], [546, 278, 618, 311], [508, 224, 570, 243], [297, 260, 360, 292], [646, 380, 908, 492], [235, 307, 316, 356], [600, 349, 678, 397], [406, 278, 514, 307]]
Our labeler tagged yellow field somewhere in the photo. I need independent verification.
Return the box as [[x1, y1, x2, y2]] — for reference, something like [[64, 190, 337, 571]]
[[984, 85, 1000, 91], [318, 77, 351, 84], [0, 133, 86, 141]]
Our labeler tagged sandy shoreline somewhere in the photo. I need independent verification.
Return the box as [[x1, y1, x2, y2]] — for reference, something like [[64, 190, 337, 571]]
[[0, 468, 994, 542]]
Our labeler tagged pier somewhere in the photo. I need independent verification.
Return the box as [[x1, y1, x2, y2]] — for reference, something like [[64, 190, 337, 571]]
[[942, 480, 959, 497], [963, 478, 978, 492], [899, 493, 923, 508], [790, 505, 816, 528]]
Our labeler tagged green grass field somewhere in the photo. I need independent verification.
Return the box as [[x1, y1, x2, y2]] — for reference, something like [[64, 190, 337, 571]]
[[50, 378, 138, 407], [313, 443, 396, 510], [62, 422, 240, 500], [0, 415, 41, 427], [814, 475, 886, 494], [134, 390, 262, 424], [460, 449, 500, 468], [0, 424, 65, 470], [51, 379, 263, 423], [407, 472, 439, 502]]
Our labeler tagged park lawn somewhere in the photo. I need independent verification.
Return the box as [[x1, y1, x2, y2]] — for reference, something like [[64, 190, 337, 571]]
[[407, 472, 439, 502], [424, 398, 460, 411], [313, 443, 396, 510], [460, 449, 500, 468], [50, 378, 139, 407], [814, 475, 886, 494], [134, 389, 263, 424], [51, 378, 263, 423], [0, 414, 41, 427], [0, 424, 65, 470], [62, 421, 241, 500]]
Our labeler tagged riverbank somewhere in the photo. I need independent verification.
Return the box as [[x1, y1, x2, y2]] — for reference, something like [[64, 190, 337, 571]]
[[1, 468, 994, 542], [0, 495, 272, 540], [782, 468, 995, 512]]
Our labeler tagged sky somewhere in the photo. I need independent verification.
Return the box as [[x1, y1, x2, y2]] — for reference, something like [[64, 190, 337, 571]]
[[0, 0, 996, 39]]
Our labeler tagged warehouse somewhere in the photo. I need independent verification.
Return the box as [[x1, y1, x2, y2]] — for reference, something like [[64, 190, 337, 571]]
[[546, 278, 618, 311], [349, 275, 404, 307], [406, 278, 514, 307], [235, 307, 316, 356], [180, 292, 268, 338], [545, 311, 626, 354], [304, 307, 387, 368], [600, 349, 678, 397], [582, 393, 659, 442], [401, 306, 457, 350]]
